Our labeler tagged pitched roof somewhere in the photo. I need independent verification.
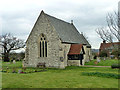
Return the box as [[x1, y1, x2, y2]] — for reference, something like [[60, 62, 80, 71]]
[[80, 34, 91, 47], [100, 42, 120, 50], [68, 44, 84, 55], [44, 12, 91, 46]]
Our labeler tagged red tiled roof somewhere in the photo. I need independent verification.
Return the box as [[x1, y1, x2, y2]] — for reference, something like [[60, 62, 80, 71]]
[[100, 42, 120, 50], [68, 44, 83, 55]]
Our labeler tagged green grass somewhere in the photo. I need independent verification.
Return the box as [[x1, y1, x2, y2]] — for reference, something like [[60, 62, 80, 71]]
[[82, 72, 120, 79], [85, 59, 118, 66], [2, 61, 22, 68], [1, 61, 119, 88]]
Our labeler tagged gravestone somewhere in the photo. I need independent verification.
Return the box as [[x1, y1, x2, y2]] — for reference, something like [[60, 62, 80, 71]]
[[97, 57, 100, 63], [13, 60, 16, 64], [104, 57, 106, 61]]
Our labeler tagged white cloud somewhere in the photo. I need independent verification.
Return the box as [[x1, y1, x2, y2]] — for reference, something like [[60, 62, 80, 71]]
[[0, 0, 119, 49]]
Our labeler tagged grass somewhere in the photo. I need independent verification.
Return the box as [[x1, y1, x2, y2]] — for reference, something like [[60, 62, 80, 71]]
[[82, 72, 120, 79], [85, 59, 119, 66], [1, 61, 119, 88], [2, 61, 22, 68]]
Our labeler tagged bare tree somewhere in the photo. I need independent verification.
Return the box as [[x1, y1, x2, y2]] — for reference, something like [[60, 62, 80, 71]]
[[96, 10, 120, 59], [96, 11, 120, 43], [106, 12, 120, 42], [96, 27, 113, 43], [0, 33, 25, 62]]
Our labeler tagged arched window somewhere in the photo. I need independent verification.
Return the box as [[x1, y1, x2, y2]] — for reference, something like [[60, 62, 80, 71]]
[[40, 34, 47, 57]]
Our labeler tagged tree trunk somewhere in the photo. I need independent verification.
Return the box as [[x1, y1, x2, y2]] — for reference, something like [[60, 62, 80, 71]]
[[3, 52, 9, 62]]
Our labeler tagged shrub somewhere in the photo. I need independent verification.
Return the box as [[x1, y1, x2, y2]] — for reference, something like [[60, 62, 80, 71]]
[[111, 50, 120, 59], [111, 63, 120, 69], [82, 72, 120, 79], [99, 50, 108, 57]]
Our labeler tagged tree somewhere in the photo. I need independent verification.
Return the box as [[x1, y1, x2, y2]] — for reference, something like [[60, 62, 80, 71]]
[[9, 51, 25, 62], [96, 10, 120, 58], [96, 11, 120, 43], [19, 51, 25, 60], [111, 49, 120, 59], [0, 33, 25, 62], [99, 50, 108, 57]]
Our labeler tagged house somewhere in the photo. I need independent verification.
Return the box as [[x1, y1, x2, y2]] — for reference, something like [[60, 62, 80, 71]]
[[99, 41, 120, 57], [24, 10, 91, 68]]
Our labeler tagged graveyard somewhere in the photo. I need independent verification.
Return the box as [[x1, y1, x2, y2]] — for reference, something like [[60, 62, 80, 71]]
[[1, 59, 119, 88], [85, 59, 119, 66]]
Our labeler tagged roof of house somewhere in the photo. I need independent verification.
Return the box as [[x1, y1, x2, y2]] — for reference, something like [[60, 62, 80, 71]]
[[68, 44, 84, 55], [100, 42, 120, 50], [44, 12, 91, 46]]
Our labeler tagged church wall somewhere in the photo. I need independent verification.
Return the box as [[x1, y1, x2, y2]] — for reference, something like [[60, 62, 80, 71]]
[[24, 11, 92, 68], [24, 12, 62, 68], [68, 60, 80, 66], [60, 44, 71, 67], [83, 45, 91, 65]]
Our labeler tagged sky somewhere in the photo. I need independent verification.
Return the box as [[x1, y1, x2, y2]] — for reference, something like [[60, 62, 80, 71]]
[[0, 0, 119, 50]]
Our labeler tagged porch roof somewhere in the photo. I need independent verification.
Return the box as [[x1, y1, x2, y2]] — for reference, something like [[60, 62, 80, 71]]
[[68, 44, 83, 55]]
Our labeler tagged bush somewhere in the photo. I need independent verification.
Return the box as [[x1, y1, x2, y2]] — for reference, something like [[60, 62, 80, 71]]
[[111, 63, 120, 69], [111, 50, 120, 59], [99, 50, 108, 57], [82, 72, 120, 79]]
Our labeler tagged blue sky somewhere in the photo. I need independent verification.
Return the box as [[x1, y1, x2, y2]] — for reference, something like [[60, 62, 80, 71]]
[[0, 0, 119, 49]]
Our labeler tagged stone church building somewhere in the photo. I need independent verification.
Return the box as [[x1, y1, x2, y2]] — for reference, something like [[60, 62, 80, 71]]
[[24, 10, 91, 68]]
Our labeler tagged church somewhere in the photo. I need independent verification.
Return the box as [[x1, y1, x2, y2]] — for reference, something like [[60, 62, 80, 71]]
[[23, 10, 91, 68]]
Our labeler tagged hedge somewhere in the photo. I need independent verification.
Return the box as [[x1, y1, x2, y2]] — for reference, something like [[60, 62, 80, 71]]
[[111, 63, 120, 69]]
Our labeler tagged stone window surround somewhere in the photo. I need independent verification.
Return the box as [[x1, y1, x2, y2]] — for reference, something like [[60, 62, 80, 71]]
[[38, 33, 48, 58]]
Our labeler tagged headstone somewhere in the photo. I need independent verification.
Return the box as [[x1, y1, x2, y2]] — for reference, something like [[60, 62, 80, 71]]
[[104, 57, 106, 61], [97, 57, 100, 63], [13, 60, 16, 64]]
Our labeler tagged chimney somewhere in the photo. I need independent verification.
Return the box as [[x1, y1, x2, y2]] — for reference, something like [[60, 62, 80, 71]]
[[71, 20, 73, 24]]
